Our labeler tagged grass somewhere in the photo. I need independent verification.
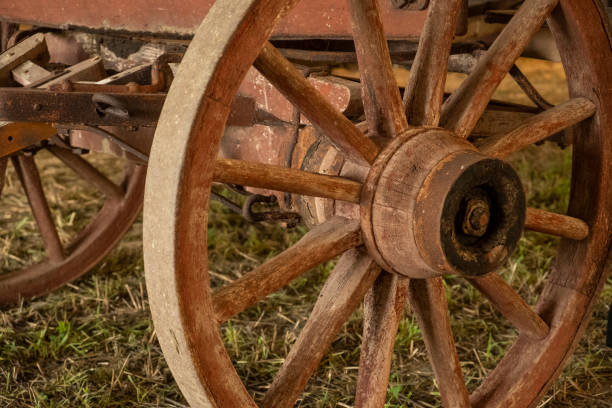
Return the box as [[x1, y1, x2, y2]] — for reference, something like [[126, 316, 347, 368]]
[[0, 74, 611, 407], [0, 142, 609, 408]]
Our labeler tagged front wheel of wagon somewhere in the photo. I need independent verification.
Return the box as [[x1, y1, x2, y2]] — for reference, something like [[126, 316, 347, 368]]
[[143, 0, 612, 407]]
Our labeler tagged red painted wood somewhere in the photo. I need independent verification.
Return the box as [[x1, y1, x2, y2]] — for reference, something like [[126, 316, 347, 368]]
[[0, 0, 426, 39]]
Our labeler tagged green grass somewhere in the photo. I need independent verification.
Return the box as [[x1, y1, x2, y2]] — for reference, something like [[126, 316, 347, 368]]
[[0, 141, 609, 408]]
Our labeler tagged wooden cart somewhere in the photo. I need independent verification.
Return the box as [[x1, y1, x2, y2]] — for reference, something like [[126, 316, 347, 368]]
[[0, 0, 611, 407]]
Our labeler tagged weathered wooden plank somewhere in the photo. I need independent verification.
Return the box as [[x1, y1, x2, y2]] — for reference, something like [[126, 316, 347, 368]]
[[0, 33, 47, 86], [12, 60, 51, 87], [41, 56, 106, 89]]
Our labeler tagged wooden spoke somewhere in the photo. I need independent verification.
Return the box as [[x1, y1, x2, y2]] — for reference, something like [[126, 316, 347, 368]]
[[524, 207, 589, 240], [467, 273, 549, 339], [472, 105, 537, 138], [0, 157, 6, 197], [403, 0, 463, 126], [347, 0, 408, 138], [479, 97, 596, 158], [408, 278, 470, 408], [213, 217, 362, 323], [440, 0, 559, 139], [254, 42, 379, 164], [355, 273, 409, 408], [213, 158, 361, 203], [47, 146, 123, 200], [11, 155, 64, 262], [261, 249, 381, 408]]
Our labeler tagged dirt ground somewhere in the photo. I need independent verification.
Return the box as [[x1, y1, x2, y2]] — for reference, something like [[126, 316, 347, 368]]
[[0, 58, 610, 407]]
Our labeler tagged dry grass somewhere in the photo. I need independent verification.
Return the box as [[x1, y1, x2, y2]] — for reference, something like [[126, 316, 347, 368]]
[[0, 66, 610, 407], [0, 152, 125, 274]]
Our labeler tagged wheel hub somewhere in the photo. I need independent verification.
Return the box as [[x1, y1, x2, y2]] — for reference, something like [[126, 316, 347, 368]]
[[361, 128, 525, 278]]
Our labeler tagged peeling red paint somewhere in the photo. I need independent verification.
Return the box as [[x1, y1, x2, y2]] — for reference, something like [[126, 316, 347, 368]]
[[0, 0, 426, 39]]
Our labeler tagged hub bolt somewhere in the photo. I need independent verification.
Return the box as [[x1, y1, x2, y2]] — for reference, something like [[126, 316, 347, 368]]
[[462, 198, 490, 237]]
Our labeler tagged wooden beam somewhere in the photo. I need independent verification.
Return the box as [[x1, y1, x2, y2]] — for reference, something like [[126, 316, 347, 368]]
[[0, 33, 48, 86]]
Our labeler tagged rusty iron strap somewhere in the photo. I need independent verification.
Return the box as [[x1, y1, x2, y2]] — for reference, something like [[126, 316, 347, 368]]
[[0, 122, 57, 158], [0, 88, 266, 128], [0, 88, 165, 126]]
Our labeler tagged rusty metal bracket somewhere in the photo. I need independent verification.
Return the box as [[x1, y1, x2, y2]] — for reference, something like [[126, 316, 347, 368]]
[[506, 64, 573, 147], [64, 125, 150, 162], [211, 188, 301, 227], [0, 88, 164, 126], [242, 194, 301, 226], [508, 65, 553, 110], [91, 93, 131, 119], [0, 122, 57, 158], [0, 88, 278, 157]]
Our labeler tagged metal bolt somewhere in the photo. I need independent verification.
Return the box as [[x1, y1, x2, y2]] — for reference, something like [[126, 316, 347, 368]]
[[462, 198, 490, 237]]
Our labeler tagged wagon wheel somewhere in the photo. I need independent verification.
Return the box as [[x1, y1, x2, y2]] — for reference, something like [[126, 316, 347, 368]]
[[0, 142, 145, 304], [144, 0, 611, 407], [0, 22, 17, 199]]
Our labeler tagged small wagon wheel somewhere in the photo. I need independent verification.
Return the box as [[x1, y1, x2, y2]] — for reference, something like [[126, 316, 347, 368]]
[[0, 25, 146, 304], [0, 143, 145, 304], [144, 0, 611, 407]]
